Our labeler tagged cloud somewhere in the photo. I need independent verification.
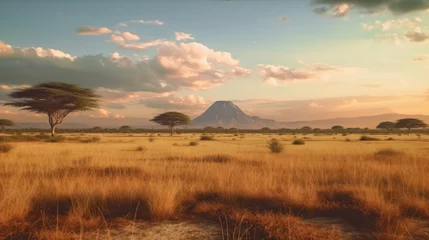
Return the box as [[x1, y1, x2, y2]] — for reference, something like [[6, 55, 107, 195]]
[[332, 3, 351, 17], [110, 31, 140, 43], [0, 41, 76, 60], [142, 94, 210, 110], [312, 0, 429, 15], [361, 17, 423, 31], [76, 26, 112, 35], [405, 27, 429, 43], [414, 55, 429, 61], [175, 32, 195, 41], [105, 103, 127, 110], [0, 41, 246, 93], [277, 17, 288, 22], [258, 62, 344, 84], [128, 20, 164, 25], [90, 109, 124, 119], [118, 39, 174, 50]]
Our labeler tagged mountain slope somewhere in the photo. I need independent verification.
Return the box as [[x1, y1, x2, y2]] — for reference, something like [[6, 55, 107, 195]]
[[192, 101, 277, 128]]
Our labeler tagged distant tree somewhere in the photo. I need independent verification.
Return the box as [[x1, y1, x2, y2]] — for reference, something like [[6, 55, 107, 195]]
[[313, 128, 321, 132], [203, 126, 215, 133], [229, 127, 239, 133], [301, 126, 312, 132], [5, 82, 100, 136], [150, 112, 191, 136], [0, 119, 14, 133], [395, 118, 427, 135], [216, 126, 225, 132], [376, 121, 395, 131], [331, 125, 344, 131], [261, 127, 271, 132], [119, 125, 132, 132]]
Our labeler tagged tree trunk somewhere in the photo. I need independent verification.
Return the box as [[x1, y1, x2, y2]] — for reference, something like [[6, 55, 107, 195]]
[[51, 124, 57, 136], [1, 125, 4, 133], [408, 127, 411, 135], [170, 126, 174, 136]]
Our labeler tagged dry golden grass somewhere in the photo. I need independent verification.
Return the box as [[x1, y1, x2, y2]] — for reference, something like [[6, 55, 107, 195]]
[[0, 133, 429, 239]]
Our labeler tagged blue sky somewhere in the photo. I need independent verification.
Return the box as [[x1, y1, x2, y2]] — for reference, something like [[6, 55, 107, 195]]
[[1, 0, 429, 122]]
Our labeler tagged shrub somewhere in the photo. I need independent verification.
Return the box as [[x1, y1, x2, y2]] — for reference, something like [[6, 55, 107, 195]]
[[374, 148, 404, 157], [173, 143, 179, 146], [345, 138, 351, 142], [0, 143, 14, 153], [267, 138, 284, 153], [385, 137, 395, 141], [342, 133, 348, 136], [292, 139, 305, 145], [200, 135, 214, 141], [136, 146, 146, 152], [148, 137, 155, 142], [360, 136, 380, 141], [189, 141, 198, 146]]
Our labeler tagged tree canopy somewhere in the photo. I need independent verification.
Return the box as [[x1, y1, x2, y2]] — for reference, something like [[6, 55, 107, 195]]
[[5, 82, 100, 136], [0, 119, 14, 132], [376, 121, 395, 130], [394, 118, 427, 134], [331, 125, 344, 131], [150, 112, 191, 135]]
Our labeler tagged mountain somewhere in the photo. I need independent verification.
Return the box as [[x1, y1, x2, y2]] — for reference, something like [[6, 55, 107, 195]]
[[192, 101, 429, 129], [192, 101, 278, 128]]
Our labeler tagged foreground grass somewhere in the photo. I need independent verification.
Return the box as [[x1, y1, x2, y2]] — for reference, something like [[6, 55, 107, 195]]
[[0, 133, 429, 239]]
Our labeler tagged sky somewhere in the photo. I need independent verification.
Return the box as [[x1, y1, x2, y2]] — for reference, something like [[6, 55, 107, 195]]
[[1, 0, 429, 123]]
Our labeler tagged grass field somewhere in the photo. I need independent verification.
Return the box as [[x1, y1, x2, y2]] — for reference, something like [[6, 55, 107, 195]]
[[0, 133, 429, 239]]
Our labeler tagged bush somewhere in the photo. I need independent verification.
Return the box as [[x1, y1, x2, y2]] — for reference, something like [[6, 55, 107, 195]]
[[360, 136, 380, 141], [385, 137, 395, 141], [173, 143, 179, 146], [189, 141, 198, 146], [136, 146, 146, 152], [148, 137, 155, 142], [267, 138, 284, 153], [345, 138, 351, 142], [374, 148, 404, 157], [0, 143, 14, 153], [292, 139, 305, 145], [200, 135, 214, 141], [342, 133, 348, 136]]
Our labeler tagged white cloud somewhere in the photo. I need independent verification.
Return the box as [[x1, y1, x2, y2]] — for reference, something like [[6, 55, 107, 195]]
[[332, 3, 351, 17], [277, 17, 288, 22], [76, 26, 112, 35], [361, 17, 423, 31], [122, 32, 140, 41], [0, 41, 246, 93], [258, 62, 352, 85], [119, 39, 174, 50], [90, 109, 124, 119], [175, 32, 195, 41], [110, 31, 140, 43], [129, 20, 164, 25]]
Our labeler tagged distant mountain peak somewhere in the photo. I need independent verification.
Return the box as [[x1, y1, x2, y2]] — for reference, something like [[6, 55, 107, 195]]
[[192, 101, 277, 128]]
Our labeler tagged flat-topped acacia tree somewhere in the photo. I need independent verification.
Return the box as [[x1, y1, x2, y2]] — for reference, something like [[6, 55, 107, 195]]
[[150, 112, 191, 136], [395, 118, 427, 135], [0, 119, 14, 133], [5, 82, 100, 136]]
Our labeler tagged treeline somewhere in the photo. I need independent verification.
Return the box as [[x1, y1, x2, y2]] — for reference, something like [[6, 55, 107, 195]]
[[4, 125, 429, 135]]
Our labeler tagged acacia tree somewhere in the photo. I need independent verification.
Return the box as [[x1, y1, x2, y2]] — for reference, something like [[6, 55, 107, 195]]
[[331, 125, 344, 132], [5, 82, 100, 136], [0, 119, 14, 133], [394, 118, 427, 135], [376, 121, 395, 131], [150, 112, 191, 136]]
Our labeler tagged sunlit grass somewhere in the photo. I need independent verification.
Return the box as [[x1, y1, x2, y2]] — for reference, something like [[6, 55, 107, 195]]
[[0, 133, 428, 239]]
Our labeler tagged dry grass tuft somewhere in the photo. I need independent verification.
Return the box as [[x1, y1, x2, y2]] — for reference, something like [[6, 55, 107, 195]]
[[200, 135, 214, 141], [189, 141, 198, 146], [267, 138, 284, 153], [0, 142, 14, 153], [360, 135, 380, 141]]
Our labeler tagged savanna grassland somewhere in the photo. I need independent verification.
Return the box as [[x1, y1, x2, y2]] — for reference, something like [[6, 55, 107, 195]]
[[0, 133, 429, 240]]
